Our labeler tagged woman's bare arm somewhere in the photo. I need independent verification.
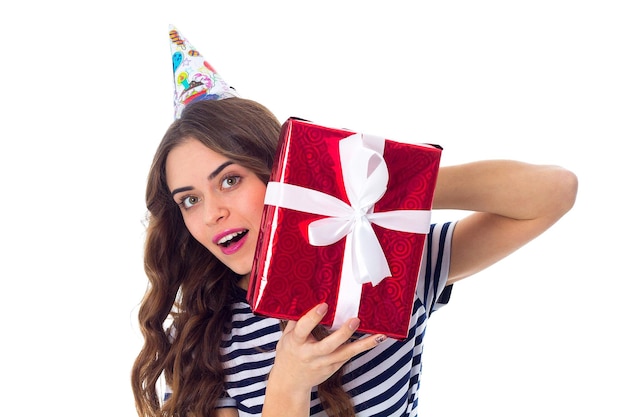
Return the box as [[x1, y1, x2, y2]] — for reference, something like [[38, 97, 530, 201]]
[[433, 160, 578, 284]]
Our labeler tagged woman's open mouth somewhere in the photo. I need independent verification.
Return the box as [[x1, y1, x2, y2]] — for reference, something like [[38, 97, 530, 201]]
[[216, 229, 250, 255], [217, 230, 249, 247]]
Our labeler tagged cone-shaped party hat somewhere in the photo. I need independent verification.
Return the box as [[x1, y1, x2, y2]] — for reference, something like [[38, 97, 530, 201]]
[[169, 25, 239, 119]]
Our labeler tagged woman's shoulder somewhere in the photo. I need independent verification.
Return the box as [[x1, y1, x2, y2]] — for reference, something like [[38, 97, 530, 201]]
[[221, 297, 281, 386], [224, 292, 282, 350]]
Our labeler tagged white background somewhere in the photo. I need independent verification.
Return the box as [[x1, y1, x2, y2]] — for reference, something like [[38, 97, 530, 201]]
[[1, 1, 624, 416]]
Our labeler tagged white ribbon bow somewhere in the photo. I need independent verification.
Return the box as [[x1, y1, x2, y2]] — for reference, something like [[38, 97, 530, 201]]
[[263, 133, 432, 328]]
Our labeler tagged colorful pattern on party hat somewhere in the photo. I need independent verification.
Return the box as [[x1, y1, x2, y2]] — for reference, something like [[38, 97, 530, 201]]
[[169, 25, 239, 119]]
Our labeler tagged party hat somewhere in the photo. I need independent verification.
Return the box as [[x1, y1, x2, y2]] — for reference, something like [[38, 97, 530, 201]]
[[169, 25, 239, 119]]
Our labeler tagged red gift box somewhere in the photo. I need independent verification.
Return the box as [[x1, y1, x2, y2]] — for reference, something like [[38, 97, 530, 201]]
[[248, 118, 442, 339]]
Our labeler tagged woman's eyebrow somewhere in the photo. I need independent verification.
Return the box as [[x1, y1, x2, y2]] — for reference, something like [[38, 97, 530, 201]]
[[170, 161, 235, 198], [171, 186, 193, 198], [208, 161, 234, 180]]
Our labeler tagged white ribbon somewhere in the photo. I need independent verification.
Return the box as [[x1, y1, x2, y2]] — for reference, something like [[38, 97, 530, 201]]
[[264, 133, 432, 329]]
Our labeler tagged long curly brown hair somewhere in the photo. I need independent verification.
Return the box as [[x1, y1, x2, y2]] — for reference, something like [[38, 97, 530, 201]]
[[131, 98, 354, 417]]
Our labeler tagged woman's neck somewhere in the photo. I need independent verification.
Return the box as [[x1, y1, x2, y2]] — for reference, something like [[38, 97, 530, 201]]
[[237, 274, 250, 291]]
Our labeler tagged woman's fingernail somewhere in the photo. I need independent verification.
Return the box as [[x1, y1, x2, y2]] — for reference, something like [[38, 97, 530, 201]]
[[375, 335, 387, 344], [316, 303, 329, 316], [348, 318, 360, 331]]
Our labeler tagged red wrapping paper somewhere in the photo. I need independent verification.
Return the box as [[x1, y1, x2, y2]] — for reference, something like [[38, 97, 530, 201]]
[[248, 118, 442, 339]]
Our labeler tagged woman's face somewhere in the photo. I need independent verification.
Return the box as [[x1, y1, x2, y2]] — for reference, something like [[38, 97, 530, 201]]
[[165, 138, 267, 281]]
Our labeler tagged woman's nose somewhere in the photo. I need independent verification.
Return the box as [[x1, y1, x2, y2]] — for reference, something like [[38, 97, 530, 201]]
[[203, 199, 227, 225]]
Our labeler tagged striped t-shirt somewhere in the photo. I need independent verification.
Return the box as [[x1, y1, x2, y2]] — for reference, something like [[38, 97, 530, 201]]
[[164, 222, 455, 416]]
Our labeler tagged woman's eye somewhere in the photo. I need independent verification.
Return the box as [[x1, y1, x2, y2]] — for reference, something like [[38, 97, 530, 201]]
[[221, 175, 241, 189], [180, 195, 200, 209]]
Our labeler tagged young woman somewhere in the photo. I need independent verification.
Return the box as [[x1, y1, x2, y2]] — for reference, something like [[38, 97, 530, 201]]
[[131, 97, 577, 417]]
